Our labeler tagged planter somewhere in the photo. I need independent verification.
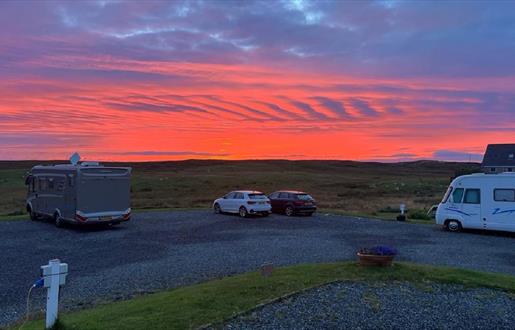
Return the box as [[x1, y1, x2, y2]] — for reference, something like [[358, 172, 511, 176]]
[[357, 252, 394, 267]]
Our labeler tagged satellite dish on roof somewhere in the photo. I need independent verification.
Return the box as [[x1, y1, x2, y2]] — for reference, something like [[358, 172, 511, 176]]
[[70, 152, 81, 166]]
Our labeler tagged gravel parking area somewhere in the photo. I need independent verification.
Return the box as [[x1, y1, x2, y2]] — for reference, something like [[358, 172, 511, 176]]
[[1, 210, 514, 326], [223, 281, 515, 329]]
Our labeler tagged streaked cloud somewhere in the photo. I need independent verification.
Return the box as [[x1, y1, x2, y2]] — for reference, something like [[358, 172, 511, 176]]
[[0, 1, 514, 161]]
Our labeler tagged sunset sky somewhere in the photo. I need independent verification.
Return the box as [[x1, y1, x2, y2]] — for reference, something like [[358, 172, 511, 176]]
[[1, 0, 514, 161]]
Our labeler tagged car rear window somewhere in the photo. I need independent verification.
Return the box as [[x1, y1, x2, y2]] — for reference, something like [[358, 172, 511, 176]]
[[295, 194, 313, 200], [248, 194, 267, 199]]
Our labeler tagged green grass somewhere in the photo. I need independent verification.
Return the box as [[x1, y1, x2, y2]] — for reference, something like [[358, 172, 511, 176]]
[[0, 160, 479, 220], [17, 262, 515, 330]]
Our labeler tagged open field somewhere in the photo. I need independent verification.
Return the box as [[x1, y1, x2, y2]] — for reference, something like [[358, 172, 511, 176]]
[[17, 262, 515, 330], [0, 160, 479, 219]]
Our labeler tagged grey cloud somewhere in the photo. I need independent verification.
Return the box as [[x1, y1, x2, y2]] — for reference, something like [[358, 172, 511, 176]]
[[349, 99, 380, 117], [310, 96, 351, 119], [114, 150, 231, 157], [433, 150, 483, 162]]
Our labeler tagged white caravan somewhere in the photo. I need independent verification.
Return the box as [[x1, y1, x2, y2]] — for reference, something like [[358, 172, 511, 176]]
[[436, 173, 515, 233]]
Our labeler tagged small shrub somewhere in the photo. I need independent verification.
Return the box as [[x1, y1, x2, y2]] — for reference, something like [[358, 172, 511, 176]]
[[377, 206, 401, 213], [409, 209, 432, 220]]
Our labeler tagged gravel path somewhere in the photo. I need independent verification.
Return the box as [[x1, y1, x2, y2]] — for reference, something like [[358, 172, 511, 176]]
[[223, 282, 515, 329], [1, 210, 514, 326]]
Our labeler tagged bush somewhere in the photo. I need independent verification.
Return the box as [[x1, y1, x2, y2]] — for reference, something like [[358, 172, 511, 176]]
[[409, 209, 432, 220]]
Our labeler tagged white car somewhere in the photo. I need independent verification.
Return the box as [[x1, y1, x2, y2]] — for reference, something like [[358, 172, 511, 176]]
[[213, 190, 271, 217]]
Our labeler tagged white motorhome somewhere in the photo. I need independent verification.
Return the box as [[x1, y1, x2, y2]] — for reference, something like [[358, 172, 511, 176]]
[[436, 173, 515, 233], [25, 162, 132, 227]]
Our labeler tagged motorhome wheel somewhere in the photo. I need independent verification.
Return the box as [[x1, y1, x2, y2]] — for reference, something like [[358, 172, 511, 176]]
[[446, 220, 461, 232], [54, 213, 64, 228]]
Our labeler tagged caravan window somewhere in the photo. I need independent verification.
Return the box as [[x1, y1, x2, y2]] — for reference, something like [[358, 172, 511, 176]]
[[494, 189, 515, 202], [464, 189, 481, 204], [451, 188, 464, 203]]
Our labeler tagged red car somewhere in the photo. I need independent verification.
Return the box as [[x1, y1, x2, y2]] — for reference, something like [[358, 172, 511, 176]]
[[268, 191, 317, 216]]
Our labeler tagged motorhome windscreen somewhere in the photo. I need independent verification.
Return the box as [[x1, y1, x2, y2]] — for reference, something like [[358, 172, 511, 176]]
[[442, 186, 453, 203]]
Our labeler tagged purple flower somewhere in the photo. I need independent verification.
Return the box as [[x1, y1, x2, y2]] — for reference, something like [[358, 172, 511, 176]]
[[359, 245, 398, 256]]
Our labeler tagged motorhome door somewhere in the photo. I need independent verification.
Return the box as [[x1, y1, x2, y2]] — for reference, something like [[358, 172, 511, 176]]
[[461, 188, 482, 229]]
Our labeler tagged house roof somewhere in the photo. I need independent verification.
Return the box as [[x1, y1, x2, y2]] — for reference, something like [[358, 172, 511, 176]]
[[482, 144, 515, 167]]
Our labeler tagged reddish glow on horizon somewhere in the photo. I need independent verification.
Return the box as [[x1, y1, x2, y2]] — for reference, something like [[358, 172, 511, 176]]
[[1, 1, 514, 162]]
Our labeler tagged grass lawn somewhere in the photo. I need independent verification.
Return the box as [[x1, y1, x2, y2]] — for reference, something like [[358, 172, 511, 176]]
[[17, 262, 515, 330], [0, 160, 479, 221]]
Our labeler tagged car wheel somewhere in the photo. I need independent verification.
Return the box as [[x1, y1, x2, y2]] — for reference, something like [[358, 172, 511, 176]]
[[214, 203, 221, 214], [285, 206, 294, 217], [54, 212, 64, 228], [306, 212, 314, 216], [239, 206, 248, 218], [446, 220, 461, 232]]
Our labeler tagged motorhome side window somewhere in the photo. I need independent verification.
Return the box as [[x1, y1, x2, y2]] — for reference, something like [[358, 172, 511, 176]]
[[451, 188, 464, 203], [68, 175, 75, 187], [494, 189, 515, 202], [464, 189, 480, 204]]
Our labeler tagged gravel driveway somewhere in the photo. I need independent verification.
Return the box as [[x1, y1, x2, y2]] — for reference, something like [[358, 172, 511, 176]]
[[223, 282, 515, 329], [1, 210, 514, 326]]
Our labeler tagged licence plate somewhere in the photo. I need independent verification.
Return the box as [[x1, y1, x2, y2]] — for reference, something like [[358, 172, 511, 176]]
[[259, 202, 265, 204], [100, 216, 112, 221]]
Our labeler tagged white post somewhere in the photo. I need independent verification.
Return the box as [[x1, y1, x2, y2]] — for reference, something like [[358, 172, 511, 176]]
[[41, 259, 68, 329], [46, 260, 60, 329]]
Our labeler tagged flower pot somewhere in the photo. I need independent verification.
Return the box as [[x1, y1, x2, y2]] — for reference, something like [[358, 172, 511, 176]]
[[357, 252, 394, 267]]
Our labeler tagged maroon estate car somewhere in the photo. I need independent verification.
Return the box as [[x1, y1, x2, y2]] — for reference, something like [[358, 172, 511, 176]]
[[268, 190, 317, 216]]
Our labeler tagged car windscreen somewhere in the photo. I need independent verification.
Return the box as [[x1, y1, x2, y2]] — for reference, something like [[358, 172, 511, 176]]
[[248, 194, 267, 199], [295, 194, 313, 200]]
